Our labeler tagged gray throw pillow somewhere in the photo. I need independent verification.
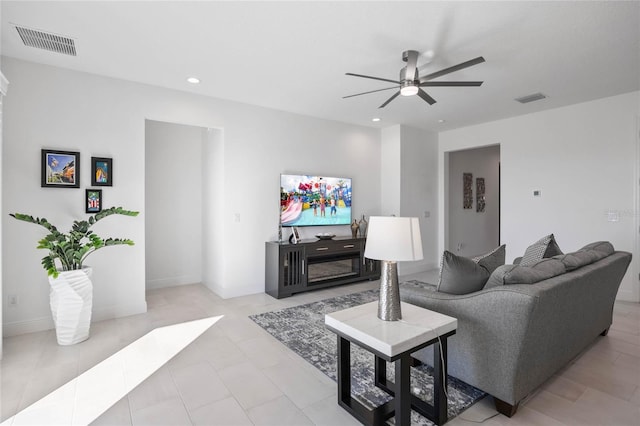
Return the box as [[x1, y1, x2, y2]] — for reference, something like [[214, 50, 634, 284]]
[[472, 244, 506, 275], [520, 234, 563, 266], [437, 251, 490, 295]]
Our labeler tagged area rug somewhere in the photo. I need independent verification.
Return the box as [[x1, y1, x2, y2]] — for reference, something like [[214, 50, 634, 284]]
[[249, 282, 486, 425]]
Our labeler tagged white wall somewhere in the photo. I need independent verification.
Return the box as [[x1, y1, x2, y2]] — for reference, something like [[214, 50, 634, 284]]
[[0, 71, 7, 355], [447, 145, 500, 258], [399, 126, 439, 275], [439, 91, 640, 302], [145, 120, 204, 289], [380, 126, 401, 216], [380, 125, 439, 276], [1, 57, 381, 335], [202, 128, 225, 295]]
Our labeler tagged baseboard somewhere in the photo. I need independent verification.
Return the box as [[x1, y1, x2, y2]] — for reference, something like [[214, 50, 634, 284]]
[[203, 280, 263, 299], [3, 315, 53, 337], [616, 289, 640, 302], [146, 274, 202, 290], [399, 261, 439, 277], [92, 300, 148, 322], [3, 300, 148, 337]]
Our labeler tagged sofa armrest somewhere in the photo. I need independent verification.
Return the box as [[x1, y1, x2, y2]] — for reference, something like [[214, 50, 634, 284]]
[[400, 283, 539, 404]]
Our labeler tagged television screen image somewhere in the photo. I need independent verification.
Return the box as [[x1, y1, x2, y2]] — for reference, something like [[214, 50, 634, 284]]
[[280, 174, 352, 226]]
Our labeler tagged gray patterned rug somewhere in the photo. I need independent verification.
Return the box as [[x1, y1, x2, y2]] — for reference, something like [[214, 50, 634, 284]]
[[250, 282, 486, 425]]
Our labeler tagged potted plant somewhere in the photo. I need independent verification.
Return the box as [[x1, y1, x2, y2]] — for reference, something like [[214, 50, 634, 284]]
[[10, 206, 139, 345]]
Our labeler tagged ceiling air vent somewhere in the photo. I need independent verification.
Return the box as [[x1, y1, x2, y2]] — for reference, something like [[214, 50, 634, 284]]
[[15, 25, 76, 56], [515, 92, 547, 104]]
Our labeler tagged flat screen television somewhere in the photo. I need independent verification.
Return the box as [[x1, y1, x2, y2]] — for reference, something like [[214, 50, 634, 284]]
[[280, 174, 352, 227]]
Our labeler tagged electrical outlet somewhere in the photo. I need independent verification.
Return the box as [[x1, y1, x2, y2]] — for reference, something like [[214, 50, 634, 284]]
[[8, 294, 18, 306]]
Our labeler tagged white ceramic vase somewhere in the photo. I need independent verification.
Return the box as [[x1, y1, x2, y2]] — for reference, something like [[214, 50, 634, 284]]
[[48, 267, 93, 345]]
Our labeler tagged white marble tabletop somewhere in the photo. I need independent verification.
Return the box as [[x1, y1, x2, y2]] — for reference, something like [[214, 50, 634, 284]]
[[325, 301, 457, 358]]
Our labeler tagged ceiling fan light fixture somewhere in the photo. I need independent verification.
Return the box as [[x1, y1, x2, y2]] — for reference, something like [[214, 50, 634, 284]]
[[400, 85, 419, 96]]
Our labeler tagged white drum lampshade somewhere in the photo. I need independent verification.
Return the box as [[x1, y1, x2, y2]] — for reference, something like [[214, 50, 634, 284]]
[[364, 216, 423, 320]]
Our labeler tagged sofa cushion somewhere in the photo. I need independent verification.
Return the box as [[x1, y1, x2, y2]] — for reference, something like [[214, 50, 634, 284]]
[[437, 251, 490, 295], [579, 241, 614, 257], [505, 258, 566, 284], [553, 251, 599, 271], [484, 264, 518, 289], [520, 234, 563, 266], [472, 244, 506, 275], [485, 258, 566, 287]]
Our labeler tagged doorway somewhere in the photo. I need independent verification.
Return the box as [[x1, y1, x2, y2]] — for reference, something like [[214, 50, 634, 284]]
[[446, 145, 501, 257], [144, 120, 223, 292]]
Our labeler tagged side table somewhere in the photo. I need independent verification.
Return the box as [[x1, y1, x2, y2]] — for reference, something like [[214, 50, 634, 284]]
[[325, 301, 457, 426]]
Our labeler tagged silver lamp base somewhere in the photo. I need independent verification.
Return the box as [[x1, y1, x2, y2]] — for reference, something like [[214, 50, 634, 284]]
[[378, 261, 402, 321]]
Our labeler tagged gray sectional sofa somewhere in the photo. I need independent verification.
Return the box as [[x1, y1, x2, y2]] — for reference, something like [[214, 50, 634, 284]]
[[400, 242, 632, 417]]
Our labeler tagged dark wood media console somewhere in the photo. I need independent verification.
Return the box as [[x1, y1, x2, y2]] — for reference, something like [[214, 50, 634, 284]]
[[265, 237, 381, 299]]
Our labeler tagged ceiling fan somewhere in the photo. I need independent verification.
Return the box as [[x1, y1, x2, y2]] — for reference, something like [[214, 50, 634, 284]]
[[344, 50, 485, 108]]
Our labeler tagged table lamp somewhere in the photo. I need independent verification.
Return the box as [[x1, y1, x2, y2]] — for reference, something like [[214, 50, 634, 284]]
[[364, 216, 423, 321]]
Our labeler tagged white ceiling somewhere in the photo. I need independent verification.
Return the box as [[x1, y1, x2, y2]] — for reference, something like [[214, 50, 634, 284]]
[[2, 1, 639, 131]]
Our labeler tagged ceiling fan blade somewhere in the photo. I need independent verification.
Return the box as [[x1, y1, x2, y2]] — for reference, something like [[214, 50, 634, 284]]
[[417, 89, 437, 105], [346, 73, 400, 84], [404, 50, 419, 81], [419, 56, 485, 82], [420, 81, 483, 87], [379, 91, 400, 108], [342, 86, 400, 99]]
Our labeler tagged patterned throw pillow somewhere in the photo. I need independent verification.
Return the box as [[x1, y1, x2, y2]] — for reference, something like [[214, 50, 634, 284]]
[[472, 244, 506, 274], [520, 234, 563, 266], [545, 235, 564, 257]]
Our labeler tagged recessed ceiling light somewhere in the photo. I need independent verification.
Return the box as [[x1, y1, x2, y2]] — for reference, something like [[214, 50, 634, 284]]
[[186, 77, 200, 84], [372, 117, 381, 122], [438, 119, 446, 123]]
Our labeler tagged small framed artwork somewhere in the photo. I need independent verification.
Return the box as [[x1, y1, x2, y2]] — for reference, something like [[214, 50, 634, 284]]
[[41, 149, 80, 188], [91, 157, 113, 186], [86, 189, 102, 213], [476, 178, 486, 213], [463, 172, 473, 209]]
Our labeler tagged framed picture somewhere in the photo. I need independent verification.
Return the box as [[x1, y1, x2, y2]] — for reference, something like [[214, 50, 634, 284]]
[[41, 149, 80, 188], [86, 189, 102, 213], [476, 178, 486, 213], [463, 172, 473, 209], [91, 157, 113, 186]]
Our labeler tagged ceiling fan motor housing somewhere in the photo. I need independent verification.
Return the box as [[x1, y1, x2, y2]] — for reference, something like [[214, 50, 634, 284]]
[[401, 50, 419, 63], [399, 68, 419, 84]]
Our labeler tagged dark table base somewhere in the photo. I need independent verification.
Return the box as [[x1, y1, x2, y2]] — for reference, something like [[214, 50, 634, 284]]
[[335, 330, 455, 426]]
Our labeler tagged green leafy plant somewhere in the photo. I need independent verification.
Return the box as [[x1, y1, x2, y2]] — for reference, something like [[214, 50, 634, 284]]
[[10, 207, 139, 278]]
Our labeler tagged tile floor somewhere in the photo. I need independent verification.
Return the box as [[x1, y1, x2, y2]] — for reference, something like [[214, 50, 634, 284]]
[[1, 270, 639, 425]]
